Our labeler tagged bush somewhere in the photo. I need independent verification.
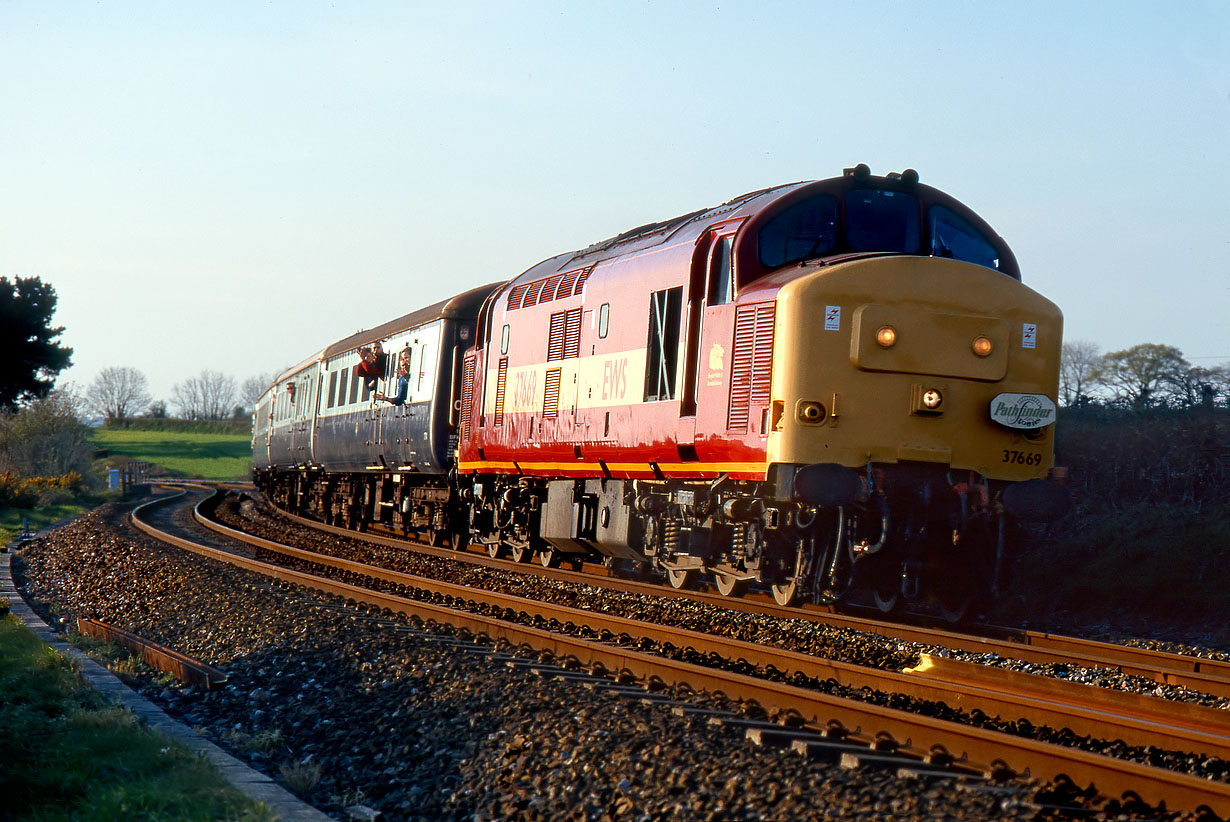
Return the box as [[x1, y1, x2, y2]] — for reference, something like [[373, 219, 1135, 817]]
[[0, 471, 85, 510], [0, 391, 95, 488]]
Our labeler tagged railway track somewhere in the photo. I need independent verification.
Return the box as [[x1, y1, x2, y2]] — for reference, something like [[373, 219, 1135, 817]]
[[132, 484, 1230, 818]]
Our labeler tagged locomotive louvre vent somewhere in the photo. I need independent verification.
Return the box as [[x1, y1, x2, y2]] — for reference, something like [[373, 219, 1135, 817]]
[[460, 356, 475, 437], [543, 368, 562, 419], [494, 357, 508, 427], [727, 302, 776, 432]]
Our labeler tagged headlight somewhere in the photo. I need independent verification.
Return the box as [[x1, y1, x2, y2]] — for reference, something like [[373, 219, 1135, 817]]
[[875, 326, 897, 348], [972, 336, 993, 357]]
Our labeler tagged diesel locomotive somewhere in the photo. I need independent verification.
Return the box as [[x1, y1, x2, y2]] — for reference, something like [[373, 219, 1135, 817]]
[[254, 165, 1068, 621]]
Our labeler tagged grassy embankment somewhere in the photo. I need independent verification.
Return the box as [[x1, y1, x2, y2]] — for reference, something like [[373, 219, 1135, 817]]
[[0, 612, 271, 822]]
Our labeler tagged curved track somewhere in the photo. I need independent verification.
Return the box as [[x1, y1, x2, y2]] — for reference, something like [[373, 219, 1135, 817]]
[[130, 485, 1230, 818]]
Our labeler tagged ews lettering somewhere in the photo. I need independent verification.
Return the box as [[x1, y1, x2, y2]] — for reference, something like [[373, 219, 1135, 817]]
[[602, 357, 628, 401]]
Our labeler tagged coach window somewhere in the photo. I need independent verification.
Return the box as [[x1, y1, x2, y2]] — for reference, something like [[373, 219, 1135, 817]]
[[644, 287, 682, 402], [337, 369, 349, 407], [501, 325, 509, 355], [708, 234, 735, 305], [929, 205, 1001, 272], [327, 371, 338, 409], [598, 303, 609, 339]]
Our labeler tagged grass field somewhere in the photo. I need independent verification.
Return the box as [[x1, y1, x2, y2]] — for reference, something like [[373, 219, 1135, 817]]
[[0, 614, 271, 822], [91, 428, 253, 481]]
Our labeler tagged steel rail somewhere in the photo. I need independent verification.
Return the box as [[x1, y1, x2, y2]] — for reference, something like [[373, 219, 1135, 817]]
[[195, 497, 1230, 762], [270, 504, 1230, 697], [127, 490, 1230, 816]]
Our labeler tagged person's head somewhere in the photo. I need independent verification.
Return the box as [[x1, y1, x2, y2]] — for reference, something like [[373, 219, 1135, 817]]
[[359, 346, 372, 361], [373, 341, 383, 355]]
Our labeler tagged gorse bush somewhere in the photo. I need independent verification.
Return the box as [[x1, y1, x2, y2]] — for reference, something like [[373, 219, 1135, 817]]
[[0, 471, 86, 509]]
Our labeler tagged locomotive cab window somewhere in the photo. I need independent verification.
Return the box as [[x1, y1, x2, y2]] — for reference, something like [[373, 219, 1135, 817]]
[[929, 205, 1001, 272], [758, 194, 837, 269], [644, 286, 683, 402], [708, 234, 735, 306], [845, 189, 920, 253]]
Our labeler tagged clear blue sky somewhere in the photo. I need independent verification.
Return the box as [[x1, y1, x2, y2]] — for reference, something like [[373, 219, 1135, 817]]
[[3, 1, 1227, 406]]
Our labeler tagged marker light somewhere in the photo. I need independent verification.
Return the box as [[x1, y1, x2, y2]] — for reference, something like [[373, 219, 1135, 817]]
[[972, 336, 993, 357], [922, 389, 943, 410], [875, 326, 898, 348]]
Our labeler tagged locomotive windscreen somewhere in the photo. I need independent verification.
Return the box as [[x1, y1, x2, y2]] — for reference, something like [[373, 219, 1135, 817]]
[[756, 186, 1008, 276]]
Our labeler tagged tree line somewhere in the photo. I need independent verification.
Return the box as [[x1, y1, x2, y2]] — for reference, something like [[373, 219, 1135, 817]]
[[86, 366, 275, 422], [1060, 342, 1229, 409]]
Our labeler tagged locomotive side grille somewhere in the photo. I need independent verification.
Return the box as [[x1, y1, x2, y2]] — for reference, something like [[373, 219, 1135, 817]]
[[558, 268, 580, 297], [728, 302, 775, 432], [548, 311, 567, 360], [542, 272, 565, 302], [548, 307, 583, 361], [460, 355, 475, 438], [494, 357, 508, 427], [573, 268, 591, 295], [543, 368, 561, 419], [505, 266, 594, 311], [523, 279, 545, 308], [563, 307, 582, 358]]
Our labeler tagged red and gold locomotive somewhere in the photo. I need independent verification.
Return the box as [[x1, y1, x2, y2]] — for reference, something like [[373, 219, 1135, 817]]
[[255, 165, 1067, 620], [455, 165, 1066, 619]]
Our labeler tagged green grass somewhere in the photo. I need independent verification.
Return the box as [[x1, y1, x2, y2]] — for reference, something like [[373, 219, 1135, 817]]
[[0, 502, 97, 547], [91, 428, 252, 481], [0, 614, 274, 822]]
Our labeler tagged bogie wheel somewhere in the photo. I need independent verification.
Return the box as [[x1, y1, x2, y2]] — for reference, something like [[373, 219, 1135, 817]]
[[770, 579, 800, 608], [426, 529, 443, 547], [539, 548, 562, 568], [666, 567, 696, 590], [451, 529, 469, 552], [714, 572, 749, 598], [869, 561, 903, 614], [486, 541, 503, 559], [509, 543, 529, 563]]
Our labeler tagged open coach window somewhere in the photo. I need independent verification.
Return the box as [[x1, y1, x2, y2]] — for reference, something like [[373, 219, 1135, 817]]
[[929, 205, 1002, 272]]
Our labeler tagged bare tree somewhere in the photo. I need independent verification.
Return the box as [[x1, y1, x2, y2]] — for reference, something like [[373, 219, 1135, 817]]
[[171, 370, 238, 420], [241, 372, 276, 412], [1094, 343, 1190, 409], [85, 366, 152, 420], [1059, 341, 1102, 407]]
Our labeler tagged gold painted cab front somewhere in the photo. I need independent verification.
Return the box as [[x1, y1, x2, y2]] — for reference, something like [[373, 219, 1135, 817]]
[[767, 256, 1063, 482]]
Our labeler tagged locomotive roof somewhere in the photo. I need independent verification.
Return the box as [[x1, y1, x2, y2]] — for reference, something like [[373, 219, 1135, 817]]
[[507, 167, 1018, 284]]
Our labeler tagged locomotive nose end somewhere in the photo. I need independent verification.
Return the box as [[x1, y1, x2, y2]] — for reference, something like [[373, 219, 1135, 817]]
[[1002, 478, 1071, 522], [793, 463, 862, 507]]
